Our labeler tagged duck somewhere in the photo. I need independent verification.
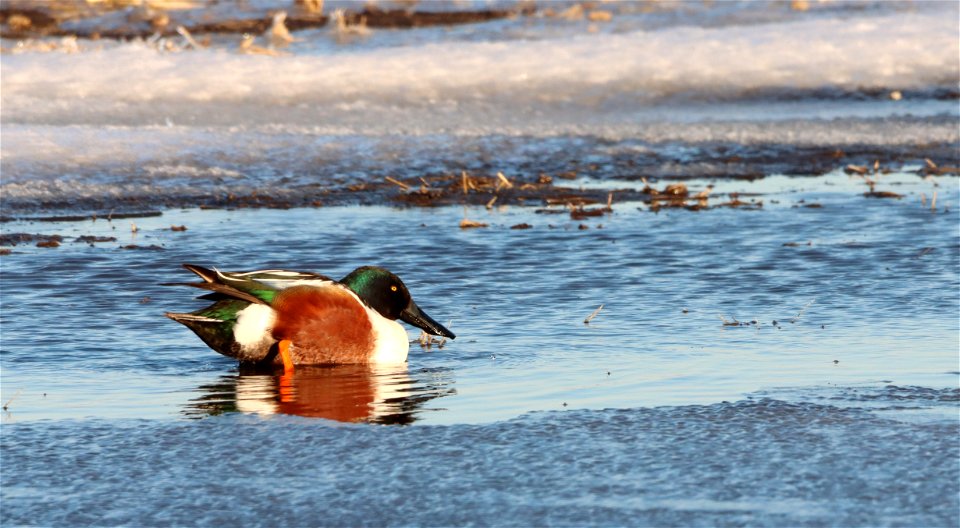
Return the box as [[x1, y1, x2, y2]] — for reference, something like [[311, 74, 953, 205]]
[[165, 264, 455, 371]]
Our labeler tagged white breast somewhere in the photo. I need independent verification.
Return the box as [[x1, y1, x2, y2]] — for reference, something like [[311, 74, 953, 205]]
[[367, 307, 410, 364]]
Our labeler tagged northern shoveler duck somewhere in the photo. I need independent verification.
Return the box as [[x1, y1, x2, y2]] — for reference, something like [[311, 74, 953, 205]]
[[165, 264, 455, 371]]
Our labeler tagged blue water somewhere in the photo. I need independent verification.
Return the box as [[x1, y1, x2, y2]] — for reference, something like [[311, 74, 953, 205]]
[[2, 171, 957, 421], [2, 170, 958, 524]]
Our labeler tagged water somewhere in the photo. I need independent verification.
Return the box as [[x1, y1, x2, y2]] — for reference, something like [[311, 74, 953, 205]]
[[2, 1, 959, 525], [3, 400, 957, 526], [2, 173, 958, 422], [2, 177, 958, 524]]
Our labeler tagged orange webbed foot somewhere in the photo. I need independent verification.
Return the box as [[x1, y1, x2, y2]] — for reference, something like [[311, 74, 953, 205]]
[[278, 339, 295, 374]]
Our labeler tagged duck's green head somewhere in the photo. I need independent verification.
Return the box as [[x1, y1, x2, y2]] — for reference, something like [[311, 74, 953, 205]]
[[340, 266, 456, 339]]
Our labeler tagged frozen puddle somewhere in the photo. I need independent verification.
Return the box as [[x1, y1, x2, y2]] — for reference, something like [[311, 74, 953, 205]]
[[2, 396, 956, 526]]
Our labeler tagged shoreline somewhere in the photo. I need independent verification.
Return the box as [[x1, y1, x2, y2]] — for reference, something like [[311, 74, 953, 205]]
[[1, 149, 956, 221], [2, 165, 954, 256]]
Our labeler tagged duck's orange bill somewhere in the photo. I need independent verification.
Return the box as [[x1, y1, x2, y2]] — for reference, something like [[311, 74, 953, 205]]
[[278, 339, 294, 374]]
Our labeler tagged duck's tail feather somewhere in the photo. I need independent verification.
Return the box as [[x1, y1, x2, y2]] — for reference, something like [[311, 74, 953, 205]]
[[165, 308, 240, 359], [166, 281, 267, 306], [182, 263, 219, 283], [163, 263, 274, 305], [164, 312, 220, 324]]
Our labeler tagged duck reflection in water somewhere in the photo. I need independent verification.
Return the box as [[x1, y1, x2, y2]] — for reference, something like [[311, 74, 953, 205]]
[[187, 363, 455, 424]]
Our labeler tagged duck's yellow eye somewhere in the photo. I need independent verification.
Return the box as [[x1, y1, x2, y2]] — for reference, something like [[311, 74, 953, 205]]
[[390, 285, 398, 292]]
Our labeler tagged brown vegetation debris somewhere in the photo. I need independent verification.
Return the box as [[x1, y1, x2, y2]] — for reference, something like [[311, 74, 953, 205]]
[[495, 172, 513, 190], [75, 236, 117, 243], [554, 4, 584, 20], [121, 244, 165, 250], [393, 188, 446, 206], [545, 196, 597, 207], [0, 233, 63, 246], [713, 193, 763, 210], [385, 176, 411, 190], [587, 10, 612, 22], [662, 183, 688, 196], [919, 159, 960, 176], [6, 13, 31, 31], [570, 206, 606, 220], [0, 3, 531, 40], [863, 191, 904, 199], [459, 219, 488, 229], [584, 304, 604, 324], [718, 315, 744, 327], [417, 330, 446, 350]]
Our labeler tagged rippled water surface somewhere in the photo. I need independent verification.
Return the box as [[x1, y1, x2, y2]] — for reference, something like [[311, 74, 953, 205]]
[[2, 171, 957, 424], [3, 155, 959, 528]]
